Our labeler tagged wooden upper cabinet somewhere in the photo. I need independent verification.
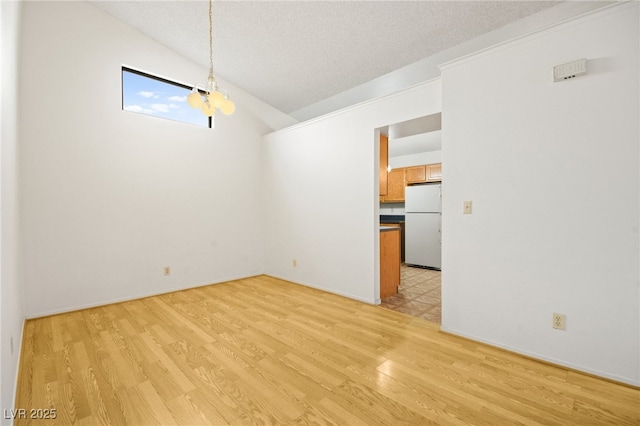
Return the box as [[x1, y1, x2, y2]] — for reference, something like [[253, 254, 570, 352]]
[[405, 163, 442, 185], [406, 165, 427, 184], [384, 168, 406, 202], [427, 163, 442, 182], [380, 162, 441, 203], [379, 134, 388, 196]]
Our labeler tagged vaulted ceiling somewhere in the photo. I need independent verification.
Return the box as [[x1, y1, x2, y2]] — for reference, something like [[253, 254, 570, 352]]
[[89, 1, 592, 121]]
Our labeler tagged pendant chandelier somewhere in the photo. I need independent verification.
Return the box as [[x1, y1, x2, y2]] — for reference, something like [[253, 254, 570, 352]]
[[187, 0, 235, 116]]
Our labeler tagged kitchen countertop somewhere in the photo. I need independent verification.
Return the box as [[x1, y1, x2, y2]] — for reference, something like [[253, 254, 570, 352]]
[[380, 215, 405, 224], [380, 226, 400, 232]]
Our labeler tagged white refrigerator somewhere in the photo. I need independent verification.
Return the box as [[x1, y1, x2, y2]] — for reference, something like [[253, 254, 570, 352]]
[[405, 183, 441, 269]]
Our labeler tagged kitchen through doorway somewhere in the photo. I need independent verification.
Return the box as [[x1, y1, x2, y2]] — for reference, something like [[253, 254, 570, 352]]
[[377, 113, 442, 324]]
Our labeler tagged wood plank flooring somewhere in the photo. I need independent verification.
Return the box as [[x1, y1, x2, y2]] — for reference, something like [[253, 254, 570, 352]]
[[15, 275, 639, 425]]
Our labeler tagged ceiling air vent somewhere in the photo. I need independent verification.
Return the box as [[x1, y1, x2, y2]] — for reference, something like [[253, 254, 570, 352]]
[[554, 58, 587, 82]]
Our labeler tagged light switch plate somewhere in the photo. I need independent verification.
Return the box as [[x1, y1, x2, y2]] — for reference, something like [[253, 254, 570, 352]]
[[463, 200, 472, 214]]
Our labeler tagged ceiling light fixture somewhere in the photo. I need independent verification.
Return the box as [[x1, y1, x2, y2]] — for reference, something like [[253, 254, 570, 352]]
[[187, 0, 235, 117]]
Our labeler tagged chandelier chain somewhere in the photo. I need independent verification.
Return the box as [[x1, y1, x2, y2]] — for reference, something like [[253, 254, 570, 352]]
[[208, 0, 214, 80], [187, 0, 234, 116]]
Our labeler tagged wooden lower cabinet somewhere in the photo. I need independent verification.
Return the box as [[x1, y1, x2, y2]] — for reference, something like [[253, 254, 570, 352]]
[[381, 222, 405, 262], [380, 228, 401, 299]]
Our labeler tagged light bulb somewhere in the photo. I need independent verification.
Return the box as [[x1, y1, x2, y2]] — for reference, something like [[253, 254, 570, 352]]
[[187, 89, 203, 108], [220, 99, 235, 115], [201, 101, 215, 117], [209, 91, 225, 108]]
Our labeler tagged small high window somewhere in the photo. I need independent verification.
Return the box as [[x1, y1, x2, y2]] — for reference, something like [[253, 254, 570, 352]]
[[121, 66, 212, 128]]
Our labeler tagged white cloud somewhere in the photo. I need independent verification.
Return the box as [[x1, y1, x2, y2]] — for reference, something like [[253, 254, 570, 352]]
[[151, 103, 182, 113], [151, 103, 171, 113], [124, 105, 155, 115], [168, 95, 187, 102], [138, 91, 154, 98]]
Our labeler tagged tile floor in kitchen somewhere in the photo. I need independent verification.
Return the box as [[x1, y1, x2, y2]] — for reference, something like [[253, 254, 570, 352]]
[[380, 264, 441, 324]]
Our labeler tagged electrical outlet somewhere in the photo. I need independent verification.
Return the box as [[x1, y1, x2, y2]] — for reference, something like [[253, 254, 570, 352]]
[[552, 313, 566, 330], [163, 266, 170, 276], [293, 259, 297, 268], [463, 200, 472, 214]]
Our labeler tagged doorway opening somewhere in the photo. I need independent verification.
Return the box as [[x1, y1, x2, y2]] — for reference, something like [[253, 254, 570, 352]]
[[377, 113, 442, 324]]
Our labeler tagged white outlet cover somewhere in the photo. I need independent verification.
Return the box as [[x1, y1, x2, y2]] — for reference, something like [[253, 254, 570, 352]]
[[552, 313, 566, 330]]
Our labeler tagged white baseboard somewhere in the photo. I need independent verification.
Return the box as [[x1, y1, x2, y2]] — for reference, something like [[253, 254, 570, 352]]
[[440, 326, 640, 388], [7, 318, 26, 426], [264, 273, 378, 305], [24, 274, 259, 319]]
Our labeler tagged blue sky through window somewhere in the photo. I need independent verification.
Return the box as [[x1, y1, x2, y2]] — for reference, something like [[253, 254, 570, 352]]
[[122, 68, 211, 128]]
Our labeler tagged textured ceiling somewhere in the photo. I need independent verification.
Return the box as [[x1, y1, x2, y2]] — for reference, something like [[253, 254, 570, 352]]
[[90, 0, 561, 116]]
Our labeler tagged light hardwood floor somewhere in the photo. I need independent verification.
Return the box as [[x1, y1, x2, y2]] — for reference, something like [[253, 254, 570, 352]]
[[16, 275, 639, 425]]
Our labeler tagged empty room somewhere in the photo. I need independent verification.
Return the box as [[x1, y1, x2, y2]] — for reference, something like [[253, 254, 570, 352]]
[[2, 1, 638, 424]]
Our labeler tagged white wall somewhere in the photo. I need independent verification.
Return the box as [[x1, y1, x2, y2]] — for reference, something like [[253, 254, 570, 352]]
[[440, 3, 639, 385], [262, 81, 442, 304], [1, 0, 25, 419], [389, 150, 442, 169], [379, 203, 405, 216], [18, 1, 289, 317]]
